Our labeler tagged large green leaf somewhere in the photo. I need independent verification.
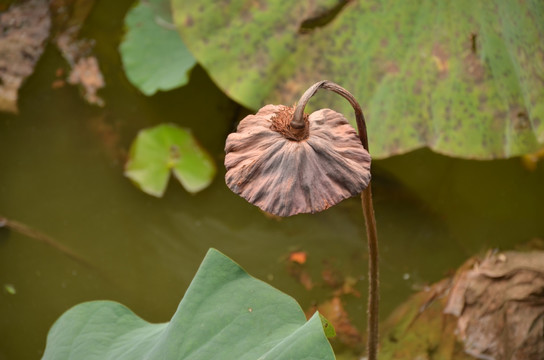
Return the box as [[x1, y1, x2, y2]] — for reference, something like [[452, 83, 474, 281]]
[[120, 0, 195, 95], [125, 124, 216, 197], [171, 0, 544, 159], [42, 249, 335, 360]]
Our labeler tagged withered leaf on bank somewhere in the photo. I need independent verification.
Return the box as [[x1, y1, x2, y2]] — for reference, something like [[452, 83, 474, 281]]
[[0, 0, 51, 114], [380, 277, 470, 360], [66, 55, 104, 106], [225, 105, 371, 217], [380, 251, 544, 360], [50, 0, 104, 106], [445, 251, 544, 360]]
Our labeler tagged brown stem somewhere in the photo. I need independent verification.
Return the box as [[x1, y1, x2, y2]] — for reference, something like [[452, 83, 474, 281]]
[[362, 185, 379, 360], [293, 81, 379, 360], [292, 81, 369, 150], [0, 214, 96, 270]]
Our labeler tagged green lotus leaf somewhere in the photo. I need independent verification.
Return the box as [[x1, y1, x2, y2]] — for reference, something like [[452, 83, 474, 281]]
[[120, 0, 195, 95], [125, 124, 216, 197], [42, 249, 335, 360], [171, 0, 544, 159]]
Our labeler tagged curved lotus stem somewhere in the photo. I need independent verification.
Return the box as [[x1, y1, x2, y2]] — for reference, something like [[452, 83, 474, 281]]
[[292, 81, 379, 360], [292, 81, 370, 150]]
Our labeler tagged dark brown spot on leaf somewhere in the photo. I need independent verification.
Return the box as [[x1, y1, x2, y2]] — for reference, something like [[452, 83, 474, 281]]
[[298, 0, 351, 34], [383, 61, 399, 75], [512, 109, 531, 131], [533, 117, 541, 129], [470, 32, 478, 54], [413, 79, 423, 95]]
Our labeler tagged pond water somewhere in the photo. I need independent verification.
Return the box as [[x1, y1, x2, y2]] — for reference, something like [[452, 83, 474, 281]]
[[1, 1, 544, 359]]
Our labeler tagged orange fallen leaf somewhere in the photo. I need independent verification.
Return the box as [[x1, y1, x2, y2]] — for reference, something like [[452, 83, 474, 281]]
[[289, 251, 307, 264]]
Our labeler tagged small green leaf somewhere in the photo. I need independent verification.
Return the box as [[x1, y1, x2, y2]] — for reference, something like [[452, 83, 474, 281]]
[[120, 0, 196, 95], [42, 249, 336, 360], [319, 313, 336, 339], [125, 124, 216, 197], [4, 283, 16, 295]]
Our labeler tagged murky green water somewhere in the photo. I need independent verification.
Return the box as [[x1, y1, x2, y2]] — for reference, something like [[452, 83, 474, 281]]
[[1, 1, 544, 359]]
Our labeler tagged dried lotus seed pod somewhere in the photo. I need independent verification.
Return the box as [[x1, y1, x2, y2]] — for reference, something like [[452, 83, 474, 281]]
[[224, 104, 370, 217]]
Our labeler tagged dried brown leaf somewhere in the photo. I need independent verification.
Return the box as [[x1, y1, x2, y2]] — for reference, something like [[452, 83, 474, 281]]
[[50, 0, 104, 106], [445, 251, 544, 360], [67, 56, 104, 106], [381, 251, 544, 360], [0, 0, 51, 113]]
